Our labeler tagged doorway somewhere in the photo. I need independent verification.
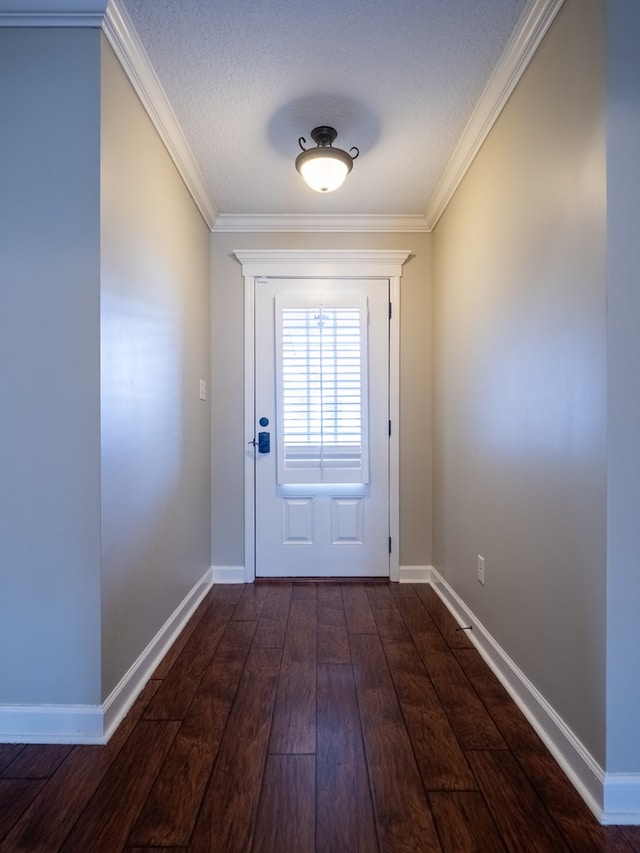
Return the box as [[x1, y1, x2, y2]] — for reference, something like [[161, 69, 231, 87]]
[[236, 249, 410, 581], [254, 276, 388, 577]]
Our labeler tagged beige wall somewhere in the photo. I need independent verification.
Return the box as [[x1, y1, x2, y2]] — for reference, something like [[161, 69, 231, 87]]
[[432, 0, 607, 762], [211, 231, 432, 570], [100, 39, 212, 698]]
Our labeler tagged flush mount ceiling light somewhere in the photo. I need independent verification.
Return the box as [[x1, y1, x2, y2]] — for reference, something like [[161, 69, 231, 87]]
[[295, 126, 359, 193]]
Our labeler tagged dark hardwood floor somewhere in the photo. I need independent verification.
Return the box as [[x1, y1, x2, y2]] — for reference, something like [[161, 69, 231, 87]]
[[1, 581, 639, 852]]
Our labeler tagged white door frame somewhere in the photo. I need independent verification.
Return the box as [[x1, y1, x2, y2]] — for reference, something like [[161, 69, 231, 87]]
[[235, 249, 411, 583]]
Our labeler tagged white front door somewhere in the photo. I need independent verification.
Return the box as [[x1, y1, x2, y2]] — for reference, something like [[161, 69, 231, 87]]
[[254, 277, 390, 578]]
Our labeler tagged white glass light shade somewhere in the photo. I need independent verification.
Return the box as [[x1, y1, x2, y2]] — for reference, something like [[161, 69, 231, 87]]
[[296, 148, 353, 193]]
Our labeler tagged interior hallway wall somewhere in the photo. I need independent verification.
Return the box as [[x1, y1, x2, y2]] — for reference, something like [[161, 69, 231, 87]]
[[0, 27, 212, 716], [100, 37, 212, 699], [604, 0, 640, 776], [0, 28, 102, 706], [432, 0, 607, 764]]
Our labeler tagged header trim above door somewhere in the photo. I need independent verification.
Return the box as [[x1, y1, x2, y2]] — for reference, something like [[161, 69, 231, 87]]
[[234, 249, 411, 280]]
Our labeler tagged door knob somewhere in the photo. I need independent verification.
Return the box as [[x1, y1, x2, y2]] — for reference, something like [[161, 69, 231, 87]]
[[258, 431, 270, 454]]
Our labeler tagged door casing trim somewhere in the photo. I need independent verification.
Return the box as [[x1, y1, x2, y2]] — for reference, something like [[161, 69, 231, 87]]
[[235, 249, 411, 583]]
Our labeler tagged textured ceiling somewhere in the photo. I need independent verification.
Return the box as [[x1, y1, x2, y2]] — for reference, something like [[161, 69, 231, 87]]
[[119, 0, 531, 220]]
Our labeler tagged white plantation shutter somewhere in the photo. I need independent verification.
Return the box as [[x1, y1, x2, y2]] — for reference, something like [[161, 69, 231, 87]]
[[275, 293, 370, 484]]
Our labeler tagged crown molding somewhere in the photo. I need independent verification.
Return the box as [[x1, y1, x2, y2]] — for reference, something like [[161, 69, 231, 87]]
[[103, 1, 218, 228], [214, 213, 430, 233], [0, 0, 218, 228], [0, 14, 103, 26], [423, 0, 565, 229], [0, 0, 105, 27], [3, 0, 563, 235]]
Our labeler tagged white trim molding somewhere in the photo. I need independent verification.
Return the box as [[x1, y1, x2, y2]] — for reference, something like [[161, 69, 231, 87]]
[[0, 704, 105, 745], [213, 214, 429, 234], [234, 249, 411, 279], [428, 567, 630, 825], [2, 0, 564, 234], [0, 1, 107, 26], [0, 12, 104, 26], [602, 775, 640, 826], [0, 1, 218, 228], [423, 0, 565, 228], [0, 567, 213, 744], [236, 249, 409, 584], [102, 566, 213, 740], [102, 1, 218, 228], [399, 565, 431, 584], [211, 565, 246, 584]]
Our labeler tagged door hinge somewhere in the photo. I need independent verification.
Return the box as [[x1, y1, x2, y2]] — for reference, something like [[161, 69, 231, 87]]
[[389, 302, 392, 319], [389, 536, 392, 554], [388, 420, 392, 436]]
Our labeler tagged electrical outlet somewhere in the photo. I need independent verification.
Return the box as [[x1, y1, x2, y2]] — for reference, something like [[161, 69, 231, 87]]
[[477, 554, 485, 585]]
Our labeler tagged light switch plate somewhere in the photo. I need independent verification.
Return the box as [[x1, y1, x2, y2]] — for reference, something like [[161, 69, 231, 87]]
[[199, 379, 207, 401]]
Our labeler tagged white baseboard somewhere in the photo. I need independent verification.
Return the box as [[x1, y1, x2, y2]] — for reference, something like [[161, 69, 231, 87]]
[[102, 566, 214, 741], [0, 566, 214, 745], [0, 704, 105, 744], [398, 565, 432, 583], [602, 774, 640, 825], [212, 566, 430, 584], [211, 565, 246, 584], [428, 567, 615, 824]]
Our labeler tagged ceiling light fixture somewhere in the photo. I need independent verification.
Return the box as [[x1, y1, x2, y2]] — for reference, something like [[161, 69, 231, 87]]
[[295, 126, 359, 193]]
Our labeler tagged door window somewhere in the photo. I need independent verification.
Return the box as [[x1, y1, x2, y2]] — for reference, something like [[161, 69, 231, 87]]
[[275, 293, 369, 484]]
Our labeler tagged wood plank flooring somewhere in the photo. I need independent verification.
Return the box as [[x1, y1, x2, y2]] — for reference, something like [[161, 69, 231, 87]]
[[1, 581, 639, 852]]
